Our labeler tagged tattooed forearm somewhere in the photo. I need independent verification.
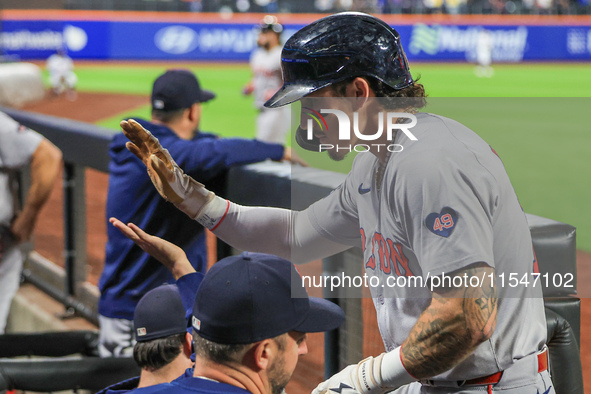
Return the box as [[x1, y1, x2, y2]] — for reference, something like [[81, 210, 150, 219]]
[[400, 263, 497, 379], [465, 275, 497, 341]]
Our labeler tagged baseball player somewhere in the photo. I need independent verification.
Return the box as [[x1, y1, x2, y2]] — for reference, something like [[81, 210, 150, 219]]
[[243, 16, 291, 144], [0, 111, 62, 334], [120, 12, 554, 394], [46, 49, 78, 99], [475, 30, 494, 78]]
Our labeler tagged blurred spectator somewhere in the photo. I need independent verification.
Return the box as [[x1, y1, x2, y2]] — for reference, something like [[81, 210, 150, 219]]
[[0, 112, 62, 334], [315, 0, 336, 11], [537, 0, 554, 13], [423, 0, 444, 13], [445, 0, 467, 14], [352, 0, 379, 12], [46, 49, 77, 101], [184, 0, 203, 12], [98, 69, 305, 358], [63, 0, 591, 15], [380, 0, 414, 14]]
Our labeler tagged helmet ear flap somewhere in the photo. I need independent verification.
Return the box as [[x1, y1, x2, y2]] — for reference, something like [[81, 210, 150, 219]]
[[295, 126, 321, 152]]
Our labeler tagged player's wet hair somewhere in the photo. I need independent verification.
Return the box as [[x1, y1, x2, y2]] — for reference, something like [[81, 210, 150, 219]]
[[331, 76, 427, 111], [133, 332, 185, 370], [193, 331, 286, 364], [151, 108, 187, 124]]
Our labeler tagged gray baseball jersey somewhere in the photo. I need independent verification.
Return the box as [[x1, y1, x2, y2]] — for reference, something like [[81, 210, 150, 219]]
[[0, 111, 43, 226], [250, 45, 283, 110], [306, 112, 547, 381]]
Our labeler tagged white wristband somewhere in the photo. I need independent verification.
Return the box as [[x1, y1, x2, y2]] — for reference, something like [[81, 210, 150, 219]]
[[380, 347, 416, 389], [194, 196, 229, 230]]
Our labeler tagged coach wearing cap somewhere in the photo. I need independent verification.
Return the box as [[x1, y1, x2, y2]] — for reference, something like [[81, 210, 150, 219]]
[[118, 252, 344, 394], [98, 69, 305, 358]]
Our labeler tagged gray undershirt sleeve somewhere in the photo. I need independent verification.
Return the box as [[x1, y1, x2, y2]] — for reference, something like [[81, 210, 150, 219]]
[[212, 202, 352, 264]]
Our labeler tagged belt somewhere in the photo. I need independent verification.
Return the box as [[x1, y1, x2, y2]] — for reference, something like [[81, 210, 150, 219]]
[[421, 348, 548, 387], [464, 348, 549, 386]]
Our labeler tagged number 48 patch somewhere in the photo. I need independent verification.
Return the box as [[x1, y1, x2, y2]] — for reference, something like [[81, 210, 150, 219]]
[[425, 207, 458, 238]]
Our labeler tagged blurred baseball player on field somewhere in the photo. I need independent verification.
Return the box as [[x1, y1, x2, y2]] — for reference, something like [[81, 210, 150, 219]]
[[46, 49, 78, 100], [243, 16, 290, 144], [474, 29, 494, 78], [120, 12, 554, 394]]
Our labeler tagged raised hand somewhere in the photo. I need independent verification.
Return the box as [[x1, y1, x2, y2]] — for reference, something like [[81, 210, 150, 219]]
[[109, 217, 195, 280]]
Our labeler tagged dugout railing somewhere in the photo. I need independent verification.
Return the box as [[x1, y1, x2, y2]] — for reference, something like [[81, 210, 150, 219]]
[[0, 105, 355, 377], [0, 106, 583, 392]]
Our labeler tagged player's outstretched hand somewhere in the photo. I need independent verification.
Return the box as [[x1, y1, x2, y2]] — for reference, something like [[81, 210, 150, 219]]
[[120, 119, 183, 204], [120, 119, 217, 220], [109, 217, 195, 280], [312, 364, 360, 394], [312, 354, 395, 394], [283, 147, 309, 167]]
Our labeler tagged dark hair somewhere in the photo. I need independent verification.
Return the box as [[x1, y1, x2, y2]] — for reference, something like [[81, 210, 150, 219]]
[[331, 76, 427, 110], [193, 331, 287, 364], [133, 333, 185, 370], [151, 108, 187, 124]]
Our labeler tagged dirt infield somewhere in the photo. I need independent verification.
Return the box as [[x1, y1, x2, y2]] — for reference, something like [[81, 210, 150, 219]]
[[21, 92, 591, 393]]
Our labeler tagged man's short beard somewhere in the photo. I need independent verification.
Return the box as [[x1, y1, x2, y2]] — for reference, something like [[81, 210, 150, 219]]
[[327, 149, 348, 162], [268, 355, 290, 394]]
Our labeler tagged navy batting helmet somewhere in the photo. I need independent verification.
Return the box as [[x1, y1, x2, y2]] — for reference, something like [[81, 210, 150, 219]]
[[264, 12, 414, 109]]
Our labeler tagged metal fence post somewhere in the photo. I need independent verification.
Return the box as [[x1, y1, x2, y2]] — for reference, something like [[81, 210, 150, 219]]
[[322, 249, 365, 378], [322, 254, 342, 379], [63, 163, 87, 299]]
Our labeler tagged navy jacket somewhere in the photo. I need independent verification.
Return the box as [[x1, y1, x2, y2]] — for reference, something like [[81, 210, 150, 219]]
[[151, 374, 250, 394], [99, 119, 284, 319]]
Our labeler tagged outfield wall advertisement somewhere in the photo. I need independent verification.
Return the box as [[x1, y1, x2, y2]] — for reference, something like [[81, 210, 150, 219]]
[[2, 15, 590, 61]]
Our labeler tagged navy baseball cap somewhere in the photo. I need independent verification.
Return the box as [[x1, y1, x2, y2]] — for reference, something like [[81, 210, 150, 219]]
[[134, 284, 187, 342], [151, 69, 216, 111], [192, 252, 344, 344]]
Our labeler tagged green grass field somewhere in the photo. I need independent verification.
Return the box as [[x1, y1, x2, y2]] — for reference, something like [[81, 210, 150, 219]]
[[67, 62, 591, 251]]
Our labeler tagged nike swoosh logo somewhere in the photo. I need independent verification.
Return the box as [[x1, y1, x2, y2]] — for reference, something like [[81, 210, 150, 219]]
[[358, 184, 371, 194], [538, 386, 552, 394]]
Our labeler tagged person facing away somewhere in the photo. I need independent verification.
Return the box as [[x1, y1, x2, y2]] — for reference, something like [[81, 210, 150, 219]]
[[135, 252, 345, 394], [98, 69, 304, 358], [98, 284, 195, 394]]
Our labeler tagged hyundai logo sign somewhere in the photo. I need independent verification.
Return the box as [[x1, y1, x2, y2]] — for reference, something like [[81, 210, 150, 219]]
[[154, 25, 199, 54]]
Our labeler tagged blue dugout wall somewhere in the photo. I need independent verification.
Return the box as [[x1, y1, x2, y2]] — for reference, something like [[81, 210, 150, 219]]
[[1, 10, 590, 61]]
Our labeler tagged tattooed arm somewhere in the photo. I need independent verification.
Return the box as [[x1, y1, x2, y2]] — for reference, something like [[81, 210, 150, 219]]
[[401, 262, 498, 379], [311, 263, 497, 394]]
